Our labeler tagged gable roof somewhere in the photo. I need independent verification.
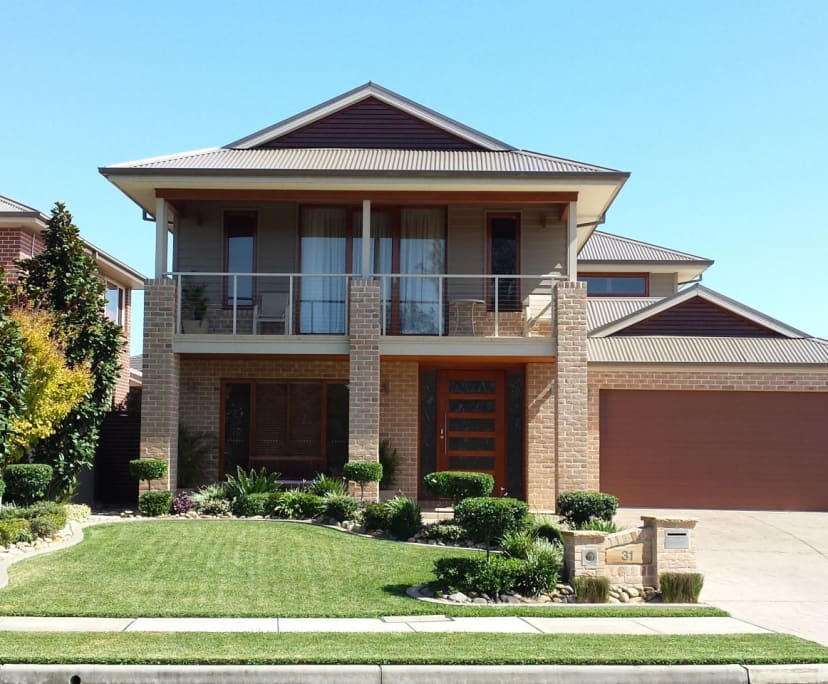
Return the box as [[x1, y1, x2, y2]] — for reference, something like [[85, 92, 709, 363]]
[[228, 82, 515, 151], [588, 336, 828, 365], [589, 284, 809, 339]]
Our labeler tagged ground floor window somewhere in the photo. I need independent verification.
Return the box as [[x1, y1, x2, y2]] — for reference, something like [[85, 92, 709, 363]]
[[222, 380, 348, 480]]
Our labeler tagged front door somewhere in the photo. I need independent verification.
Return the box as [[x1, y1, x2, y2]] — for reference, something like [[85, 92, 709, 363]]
[[436, 370, 506, 494]]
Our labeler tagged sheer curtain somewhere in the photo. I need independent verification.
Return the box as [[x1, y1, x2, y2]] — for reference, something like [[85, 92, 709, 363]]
[[300, 208, 347, 333], [400, 208, 445, 334], [353, 210, 393, 329]]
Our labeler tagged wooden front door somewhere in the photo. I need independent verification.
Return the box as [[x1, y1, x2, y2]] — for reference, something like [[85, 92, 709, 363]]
[[436, 370, 507, 494]]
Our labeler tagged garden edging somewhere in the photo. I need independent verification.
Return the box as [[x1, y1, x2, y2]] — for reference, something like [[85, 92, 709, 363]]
[[0, 520, 85, 590]]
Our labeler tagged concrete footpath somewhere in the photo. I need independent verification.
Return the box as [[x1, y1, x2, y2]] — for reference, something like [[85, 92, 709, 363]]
[[1, 664, 827, 684], [0, 614, 773, 634]]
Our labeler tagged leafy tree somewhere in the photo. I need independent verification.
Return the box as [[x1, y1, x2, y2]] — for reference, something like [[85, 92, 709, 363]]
[[6, 309, 90, 463], [0, 271, 28, 469], [17, 202, 124, 498]]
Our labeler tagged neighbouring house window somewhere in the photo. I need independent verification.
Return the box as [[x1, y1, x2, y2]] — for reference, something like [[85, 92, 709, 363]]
[[224, 211, 256, 306], [488, 213, 520, 311], [579, 274, 648, 296], [300, 208, 347, 333], [104, 282, 124, 325], [221, 380, 349, 480]]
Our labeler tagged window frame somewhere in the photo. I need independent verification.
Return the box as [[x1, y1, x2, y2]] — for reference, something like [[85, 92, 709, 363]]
[[486, 212, 522, 312], [104, 281, 124, 326], [223, 209, 258, 308], [578, 272, 650, 297]]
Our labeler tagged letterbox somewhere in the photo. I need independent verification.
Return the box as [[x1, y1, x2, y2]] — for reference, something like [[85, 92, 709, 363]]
[[664, 529, 690, 549]]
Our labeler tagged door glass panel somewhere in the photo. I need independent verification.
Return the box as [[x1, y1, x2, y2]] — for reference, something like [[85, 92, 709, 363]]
[[288, 384, 323, 456], [449, 436, 495, 451], [400, 208, 445, 334], [448, 456, 495, 470], [448, 417, 495, 432], [223, 383, 251, 475], [254, 383, 287, 457], [325, 384, 349, 474], [300, 208, 347, 333], [448, 380, 495, 394], [489, 215, 520, 311], [449, 398, 495, 413]]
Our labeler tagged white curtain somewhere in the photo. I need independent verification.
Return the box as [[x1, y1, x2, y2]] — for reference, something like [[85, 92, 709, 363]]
[[353, 210, 394, 330], [300, 208, 347, 333], [400, 208, 445, 334]]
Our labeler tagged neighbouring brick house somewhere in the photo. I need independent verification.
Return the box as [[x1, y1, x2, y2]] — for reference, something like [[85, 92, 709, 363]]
[[0, 194, 144, 405], [100, 83, 828, 510]]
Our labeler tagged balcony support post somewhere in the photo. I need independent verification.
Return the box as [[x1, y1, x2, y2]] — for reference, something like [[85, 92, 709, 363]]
[[361, 199, 371, 278], [154, 198, 169, 278], [567, 200, 578, 281]]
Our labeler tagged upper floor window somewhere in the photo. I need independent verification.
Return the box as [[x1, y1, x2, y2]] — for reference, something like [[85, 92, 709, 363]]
[[488, 213, 520, 311], [224, 210, 256, 306], [579, 274, 648, 296], [105, 282, 124, 325]]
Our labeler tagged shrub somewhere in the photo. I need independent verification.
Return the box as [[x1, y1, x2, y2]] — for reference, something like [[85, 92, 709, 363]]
[[224, 467, 281, 498], [580, 518, 618, 533], [420, 522, 467, 545], [378, 439, 398, 488], [660, 572, 704, 603], [385, 496, 422, 540], [0, 479, 5, 501], [30, 513, 66, 538], [362, 502, 390, 531], [342, 461, 383, 501], [190, 482, 228, 511], [423, 471, 494, 503], [177, 425, 214, 488], [308, 474, 347, 497], [500, 529, 535, 559], [556, 491, 618, 529], [0, 519, 32, 546], [128, 459, 167, 491], [533, 522, 564, 545], [4, 464, 53, 506], [19, 501, 66, 519], [513, 539, 564, 596], [573, 576, 610, 603], [231, 492, 271, 517], [171, 491, 194, 515], [432, 555, 522, 598], [319, 493, 359, 522], [199, 498, 231, 516], [454, 497, 529, 556], [275, 491, 323, 519], [64, 504, 90, 522], [138, 490, 172, 517]]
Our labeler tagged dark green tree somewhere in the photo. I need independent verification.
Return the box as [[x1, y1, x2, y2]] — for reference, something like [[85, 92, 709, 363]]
[[0, 270, 28, 470], [17, 202, 123, 499]]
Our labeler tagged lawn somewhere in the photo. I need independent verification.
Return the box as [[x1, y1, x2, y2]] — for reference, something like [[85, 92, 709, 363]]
[[0, 520, 724, 618], [0, 633, 824, 665]]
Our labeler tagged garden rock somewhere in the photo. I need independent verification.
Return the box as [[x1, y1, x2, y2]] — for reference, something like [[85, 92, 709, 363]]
[[447, 592, 469, 603]]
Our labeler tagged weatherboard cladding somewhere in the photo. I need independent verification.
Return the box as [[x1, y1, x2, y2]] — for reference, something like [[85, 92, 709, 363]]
[[579, 231, 710, 263], [587, 298, 663, 332], [588, 336, 828, 364], [261, 97, 482, 150], [109, 147, 619, 174], [614, 297, 785, 338]]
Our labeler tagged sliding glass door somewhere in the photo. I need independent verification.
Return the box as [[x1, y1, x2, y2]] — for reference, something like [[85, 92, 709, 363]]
[[300, 208, 347, 333], [400, 208, 445, 334]]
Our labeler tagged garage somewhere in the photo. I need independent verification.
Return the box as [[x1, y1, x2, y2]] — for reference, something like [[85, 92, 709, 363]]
[[599, 389, 828, 511]]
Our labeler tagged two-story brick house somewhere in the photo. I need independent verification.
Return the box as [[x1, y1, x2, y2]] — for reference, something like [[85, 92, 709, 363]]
[[101, 83, 828, 510], [0, 194, 144, 405]]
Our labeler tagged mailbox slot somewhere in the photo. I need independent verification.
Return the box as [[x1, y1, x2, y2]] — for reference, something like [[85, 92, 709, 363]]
[[664, 529, 690, 549]]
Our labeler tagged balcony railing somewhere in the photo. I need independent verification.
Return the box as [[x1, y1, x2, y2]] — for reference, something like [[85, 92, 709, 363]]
[[171, 272, 562, 338]]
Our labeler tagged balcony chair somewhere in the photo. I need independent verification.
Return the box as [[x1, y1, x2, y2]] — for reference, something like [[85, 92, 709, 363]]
[[253, 292, 288, 334]]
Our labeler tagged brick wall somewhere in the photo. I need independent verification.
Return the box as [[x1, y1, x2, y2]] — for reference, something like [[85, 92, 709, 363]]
[[555, 281, 592, 496], [379, 360, 419, 497], [525, 362, 556, 510], [587, 365, 828, 476], [0, 228, 42, 280], [348, 280, 381, 500], [179, 356, 349, 482], [139, 278, 179, 491]]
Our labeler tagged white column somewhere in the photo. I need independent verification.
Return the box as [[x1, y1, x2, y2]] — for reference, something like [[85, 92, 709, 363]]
[[155, 197, 169, 278], [567, 200, 578, 281], [361, 199, 371, 278]]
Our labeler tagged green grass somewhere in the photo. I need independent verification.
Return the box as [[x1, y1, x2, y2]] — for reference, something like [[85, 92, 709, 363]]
[[0, 521, 725, 618], [0, 633, 823, 665]]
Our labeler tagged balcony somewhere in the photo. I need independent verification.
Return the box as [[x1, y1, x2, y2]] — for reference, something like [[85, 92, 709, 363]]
[[170, 272, 561, 356]]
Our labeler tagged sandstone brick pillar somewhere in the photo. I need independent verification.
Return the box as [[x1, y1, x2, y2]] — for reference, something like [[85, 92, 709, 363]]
[[561, 529, 608, 581], [348, 280, 381, 501], [525, 362, 556, 510], [139, 278, 179, 492], [555, 280, 590, 501], [642, 516, 699, 588]]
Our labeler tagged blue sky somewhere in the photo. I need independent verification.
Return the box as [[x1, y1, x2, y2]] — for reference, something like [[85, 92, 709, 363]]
[[1, 1, 826, 351]]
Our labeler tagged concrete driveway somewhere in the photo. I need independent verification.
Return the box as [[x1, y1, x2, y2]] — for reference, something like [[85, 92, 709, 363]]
[[616, 509, 828, 646]]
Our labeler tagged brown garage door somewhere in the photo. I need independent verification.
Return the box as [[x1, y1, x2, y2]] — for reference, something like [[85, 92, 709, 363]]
[[600, 390, 828, 511]]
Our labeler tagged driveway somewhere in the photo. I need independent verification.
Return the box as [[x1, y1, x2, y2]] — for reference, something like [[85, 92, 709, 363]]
[[616, 508, 828, 646]]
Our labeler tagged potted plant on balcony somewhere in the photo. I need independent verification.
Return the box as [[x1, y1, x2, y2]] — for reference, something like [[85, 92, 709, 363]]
[[182, 282, 209, 334]]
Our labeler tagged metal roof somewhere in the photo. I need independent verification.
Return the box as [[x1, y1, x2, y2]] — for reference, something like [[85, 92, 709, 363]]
[[579, 230, 712, 263], [588, 336, 828, 364], [103, 147, 625, 176], [587, 297, 663, 332], [0, 194, 44, 217]]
